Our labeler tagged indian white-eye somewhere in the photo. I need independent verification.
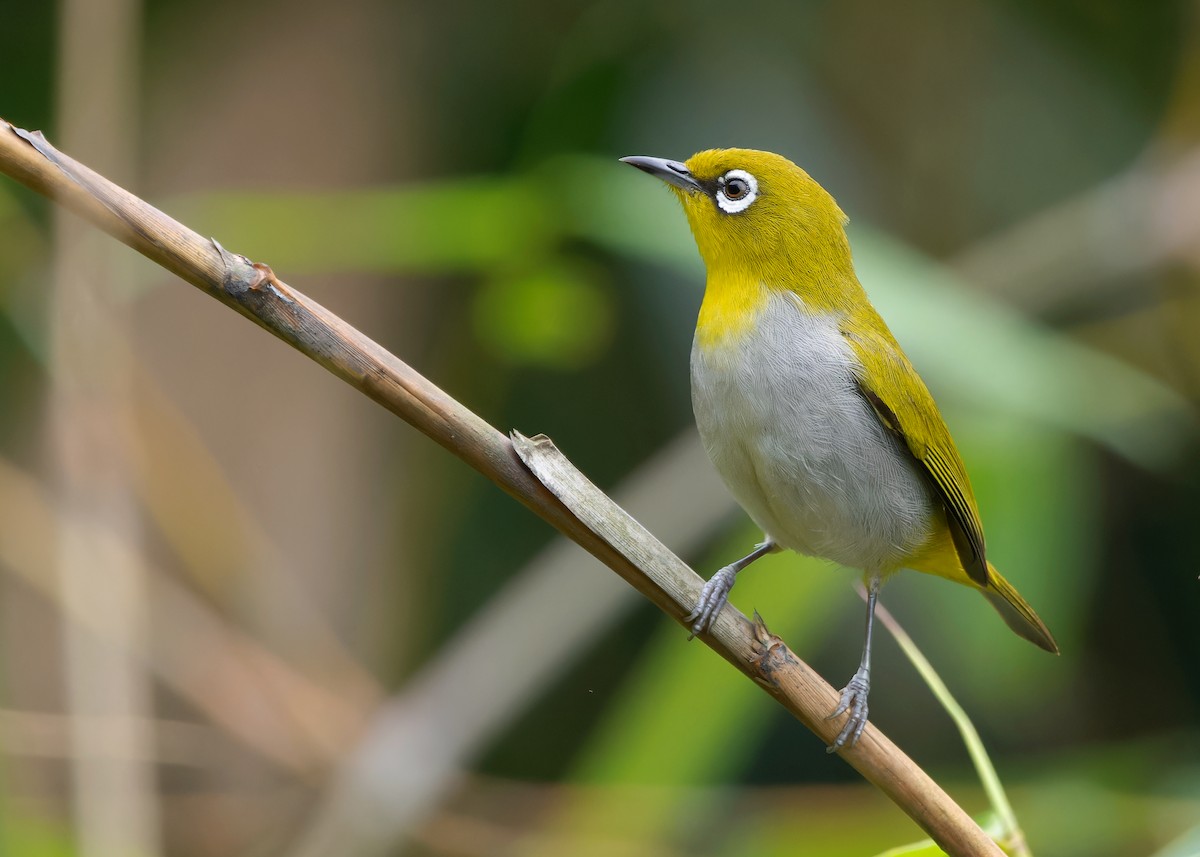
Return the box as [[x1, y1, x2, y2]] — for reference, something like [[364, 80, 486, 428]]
[[621, 149, 1058, 751]]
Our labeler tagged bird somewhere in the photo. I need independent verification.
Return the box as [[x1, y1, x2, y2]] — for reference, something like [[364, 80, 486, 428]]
[[620, 149, 1059, 751]]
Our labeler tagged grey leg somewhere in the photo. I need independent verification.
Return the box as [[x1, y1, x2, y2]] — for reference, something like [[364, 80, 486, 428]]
[[827, 572, 881, 751], [686, 540, 777, 638]]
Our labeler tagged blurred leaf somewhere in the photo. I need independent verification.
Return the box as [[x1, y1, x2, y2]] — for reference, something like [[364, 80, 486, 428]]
[[176, 178, 556, 276], [0, 807, 75, 857], [872, 838, 945, 857], [472, 259, 614, 368]]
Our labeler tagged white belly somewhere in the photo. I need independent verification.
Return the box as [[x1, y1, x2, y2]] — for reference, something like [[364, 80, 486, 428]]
[[691, 292, 934, 572]]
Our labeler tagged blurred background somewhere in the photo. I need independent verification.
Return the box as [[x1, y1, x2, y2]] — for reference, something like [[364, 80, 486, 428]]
[[1, 0, 1199, 855]]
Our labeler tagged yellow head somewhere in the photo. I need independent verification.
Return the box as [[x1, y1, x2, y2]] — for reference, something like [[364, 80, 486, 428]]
[[621, 149, 854, 290]]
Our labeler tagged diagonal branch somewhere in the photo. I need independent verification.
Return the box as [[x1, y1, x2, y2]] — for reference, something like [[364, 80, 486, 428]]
[[0, 118, 1002, 857]]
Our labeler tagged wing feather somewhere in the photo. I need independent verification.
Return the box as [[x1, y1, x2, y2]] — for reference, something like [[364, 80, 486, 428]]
[[847, 324, 990, 586]]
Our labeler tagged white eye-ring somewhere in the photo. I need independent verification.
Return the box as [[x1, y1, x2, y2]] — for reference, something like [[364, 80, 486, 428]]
[[716, 169, 758, 214]]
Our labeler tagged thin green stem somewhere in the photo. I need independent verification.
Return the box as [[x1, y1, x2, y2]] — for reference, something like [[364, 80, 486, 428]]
[[861, 585, 1030, 857]]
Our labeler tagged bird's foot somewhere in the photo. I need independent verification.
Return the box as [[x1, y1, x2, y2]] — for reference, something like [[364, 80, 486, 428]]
[[685, 566, 738, 638], [826, 667, 870, 752]]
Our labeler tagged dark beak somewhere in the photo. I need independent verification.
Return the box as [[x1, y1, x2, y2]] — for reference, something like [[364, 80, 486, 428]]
[[620, 155, 703, 193]]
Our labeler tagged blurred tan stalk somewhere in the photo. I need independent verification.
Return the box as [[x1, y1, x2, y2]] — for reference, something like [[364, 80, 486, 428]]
[[50, 0, 160, 854], [0, 450, 382, 774], [287, 431, 734, 857]]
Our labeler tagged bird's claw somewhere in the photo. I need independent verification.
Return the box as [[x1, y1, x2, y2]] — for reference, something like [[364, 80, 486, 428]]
[[826, 668, 870, 752], [685, 566, 738, 638]]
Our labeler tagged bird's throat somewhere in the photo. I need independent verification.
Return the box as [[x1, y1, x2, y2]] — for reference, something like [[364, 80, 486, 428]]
[[696, 269, 769, 350]]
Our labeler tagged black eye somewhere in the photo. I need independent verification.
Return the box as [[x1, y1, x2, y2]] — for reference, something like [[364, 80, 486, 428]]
[[724, 177, 748, 199]]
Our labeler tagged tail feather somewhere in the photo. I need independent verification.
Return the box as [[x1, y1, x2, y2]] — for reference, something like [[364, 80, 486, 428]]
[[983, 563, 1059, 654]]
